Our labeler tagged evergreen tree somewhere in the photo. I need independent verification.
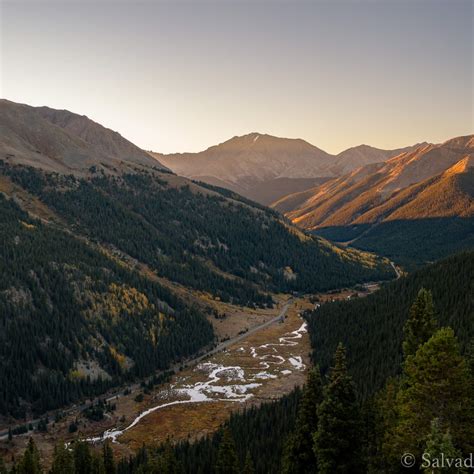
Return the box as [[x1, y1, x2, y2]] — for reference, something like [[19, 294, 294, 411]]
[[156, 441, 180, 474], [103, 441, 115, 474], [391, 328, 473, 463], [422, 418, 465, 474], [403, 288, 437, 358], [242, 451, 255, 474], [73, 441, 92, 474], [0, 456, 7, 474], [50, 443, 74, 474], [282, 366, 323, 473], [91, 451, 106, 474], [370, 378, 400, 473], [215, 428, 239, 474], [465, 338, 474, 377], [17, 438, 42, 474], [313, 344, 363, 473]]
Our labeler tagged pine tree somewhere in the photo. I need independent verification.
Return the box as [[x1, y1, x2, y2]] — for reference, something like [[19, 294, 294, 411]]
[[0, 456, 7, 474], [156, 440, 180, 474], [91, 451, 106, 474], [370, 378, 400, 473], [215, 428, 239, 474], [103, 441, 115, 474], [313, 344, 363, 473], [403, 288, 437, 358], [73, 441, 92, 474], [242, 451, 255, 474], [50, 443, 74, 474], [392, 328, 474, 462], [465, 338, 474, 377], [422, 418, 465, 474], [282, 366, 323, 473], [17, 438, 42, 474]]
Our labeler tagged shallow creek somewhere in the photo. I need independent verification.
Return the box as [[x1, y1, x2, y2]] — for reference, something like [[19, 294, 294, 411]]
[[88, 321, 307, 443]]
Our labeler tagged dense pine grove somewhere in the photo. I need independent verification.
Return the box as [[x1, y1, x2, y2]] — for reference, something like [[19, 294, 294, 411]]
[[2, 253, 473, 472], [1, 162, 394, 306], [306, 251, 474, 399], [0, 195, 213, 418], [314, 217, 474, 269]]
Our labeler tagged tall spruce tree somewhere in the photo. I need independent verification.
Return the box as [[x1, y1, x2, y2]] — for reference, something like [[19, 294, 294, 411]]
[[0, 456, 8, 474], [17, 438, 42, 474], [282, 366, 323, 474], [215, 428, 239, 474], [422, 418, 465, 474], [313, 344, 363, 473], [242, 451, 255, 474], [391, 328, 473, 464], [156, 441, 180, 474], [91, 451, 105, 474], [73, 441, 93, 474], [103, 441, 115, 474], [50, 443, 74, 474], [403, 288, 437, 358]]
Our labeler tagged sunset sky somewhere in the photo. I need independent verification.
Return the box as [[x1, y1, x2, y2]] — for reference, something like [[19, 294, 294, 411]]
[[1, 0, 472, 153]]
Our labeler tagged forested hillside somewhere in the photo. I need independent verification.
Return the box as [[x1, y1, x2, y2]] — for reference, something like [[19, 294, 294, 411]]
[[315, 217, 474, 269], [1, 161, 394, 305], [108, 252, 474, 474], [0, 194, 213, 418], [306, 251, 474, 398]]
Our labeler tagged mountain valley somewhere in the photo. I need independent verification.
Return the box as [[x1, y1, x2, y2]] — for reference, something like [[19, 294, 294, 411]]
[[0, 100, 472, 474]]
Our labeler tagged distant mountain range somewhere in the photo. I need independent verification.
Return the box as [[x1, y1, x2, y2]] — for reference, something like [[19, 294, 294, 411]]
[[151, 133, 422, 205], [275, 136, 474, 227], [273, 135, 474, 266]]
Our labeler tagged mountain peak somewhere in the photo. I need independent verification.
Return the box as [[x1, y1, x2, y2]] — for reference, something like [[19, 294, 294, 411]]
[[0, 99, 168, 173]]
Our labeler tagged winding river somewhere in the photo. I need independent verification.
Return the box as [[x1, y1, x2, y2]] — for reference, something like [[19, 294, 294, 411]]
[[87, 321, 307, 444]]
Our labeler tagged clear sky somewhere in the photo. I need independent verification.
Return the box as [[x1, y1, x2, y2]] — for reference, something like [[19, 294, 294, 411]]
[[1, 0, 472, 153]]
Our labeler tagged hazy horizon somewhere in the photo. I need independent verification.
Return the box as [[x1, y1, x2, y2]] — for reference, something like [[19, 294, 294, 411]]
[[1, 0, 473, 154]]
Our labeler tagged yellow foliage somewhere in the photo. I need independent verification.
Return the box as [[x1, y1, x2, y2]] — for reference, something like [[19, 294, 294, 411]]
[[87, 283, 154, 319], [68, 370, 84, 380], [20, 221, 36, 230], [109, 346, 127, 368]]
